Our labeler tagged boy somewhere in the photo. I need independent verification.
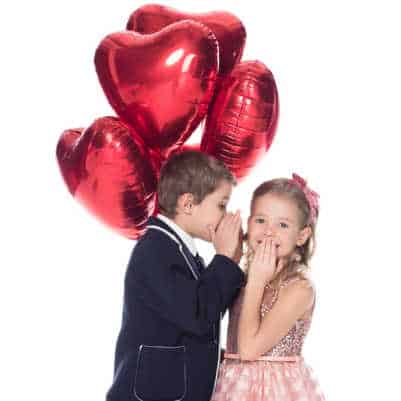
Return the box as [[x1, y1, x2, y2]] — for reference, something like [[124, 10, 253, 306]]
[[106, 151, 245, 401]]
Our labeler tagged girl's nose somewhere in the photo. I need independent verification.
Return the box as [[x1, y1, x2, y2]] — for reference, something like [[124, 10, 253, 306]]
[[264, 226, 274, 236]]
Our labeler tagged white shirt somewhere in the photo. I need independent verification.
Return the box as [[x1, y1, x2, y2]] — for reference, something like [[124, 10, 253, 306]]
[[157, 214, 198, 256]]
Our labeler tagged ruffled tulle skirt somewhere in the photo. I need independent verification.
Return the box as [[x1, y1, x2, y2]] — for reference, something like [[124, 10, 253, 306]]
[[211, 358, 325, 401]]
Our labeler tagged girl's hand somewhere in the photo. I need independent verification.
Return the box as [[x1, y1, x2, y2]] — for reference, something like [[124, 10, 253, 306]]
[[248, 237, 285, 285]]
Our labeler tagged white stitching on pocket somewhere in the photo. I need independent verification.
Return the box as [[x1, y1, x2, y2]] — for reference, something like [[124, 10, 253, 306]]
[[133, 344, 187, 401]]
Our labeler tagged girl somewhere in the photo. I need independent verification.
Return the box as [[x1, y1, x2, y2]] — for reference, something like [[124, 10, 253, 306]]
[[211, 173, 325, 401]]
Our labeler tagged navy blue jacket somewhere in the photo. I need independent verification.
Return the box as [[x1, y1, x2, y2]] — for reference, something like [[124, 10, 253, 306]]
[[106, 216, 245, 401]]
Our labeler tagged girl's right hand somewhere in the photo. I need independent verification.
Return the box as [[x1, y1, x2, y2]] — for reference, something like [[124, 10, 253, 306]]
[[248, 237, 284, 285]]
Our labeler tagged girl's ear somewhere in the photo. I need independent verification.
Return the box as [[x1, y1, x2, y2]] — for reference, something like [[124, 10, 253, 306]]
[[296, 226, 312, 247]]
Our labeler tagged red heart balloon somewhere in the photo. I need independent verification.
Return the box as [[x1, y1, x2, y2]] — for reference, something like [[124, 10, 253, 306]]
[[56, 127, 84, 194], [127, 4, 246, 77], [201, 61, 279, 181], [56, 117, 158, 239], [95, 20, 219, 156]]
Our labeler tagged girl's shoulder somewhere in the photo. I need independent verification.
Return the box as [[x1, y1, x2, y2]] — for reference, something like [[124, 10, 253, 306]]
[[279, 272, 316, 317], [280, 272, 315, 301]]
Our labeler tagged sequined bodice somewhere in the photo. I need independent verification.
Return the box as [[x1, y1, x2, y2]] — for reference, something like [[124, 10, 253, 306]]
[[226, 278, 314, 357]]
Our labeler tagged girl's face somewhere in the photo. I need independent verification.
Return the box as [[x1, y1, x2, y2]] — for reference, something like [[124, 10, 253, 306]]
[[247, 193, 311, 262]]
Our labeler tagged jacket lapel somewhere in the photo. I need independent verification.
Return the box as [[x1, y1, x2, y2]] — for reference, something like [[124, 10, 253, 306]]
[[146, 217, 200, 280]]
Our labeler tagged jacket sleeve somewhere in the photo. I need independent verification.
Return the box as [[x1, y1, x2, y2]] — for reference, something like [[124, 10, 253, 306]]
[[129, 241, 245, 336]]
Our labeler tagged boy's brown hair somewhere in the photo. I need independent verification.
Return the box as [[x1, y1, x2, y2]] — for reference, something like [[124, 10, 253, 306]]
[[158, 150, 236, 218]]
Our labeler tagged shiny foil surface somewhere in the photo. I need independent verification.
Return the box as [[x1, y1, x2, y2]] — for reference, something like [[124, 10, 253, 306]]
[[201, 61, 279, 180], [95, 20, 219, 156], [127, 4, 246, 76], [56, 117, 158, 239]]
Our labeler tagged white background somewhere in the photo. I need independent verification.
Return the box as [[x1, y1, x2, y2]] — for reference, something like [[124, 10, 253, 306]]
[[1, 1, 400, 400]]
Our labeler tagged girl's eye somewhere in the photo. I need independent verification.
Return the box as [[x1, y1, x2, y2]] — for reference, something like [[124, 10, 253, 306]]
[[255, 218, 265, 224], [280, 222, 289, 228], [219, 204, 227, 210]]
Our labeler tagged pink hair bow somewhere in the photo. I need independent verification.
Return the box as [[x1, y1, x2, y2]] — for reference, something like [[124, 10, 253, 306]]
[[291, 173, 319, 225]]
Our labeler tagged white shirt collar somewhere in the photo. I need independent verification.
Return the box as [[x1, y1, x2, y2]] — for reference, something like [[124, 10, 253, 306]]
[[157, 214, 198, 256]]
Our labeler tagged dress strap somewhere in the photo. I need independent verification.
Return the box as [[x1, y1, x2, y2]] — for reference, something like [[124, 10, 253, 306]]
[[280, 272, 314, 290], [279, 276, 303, 289]]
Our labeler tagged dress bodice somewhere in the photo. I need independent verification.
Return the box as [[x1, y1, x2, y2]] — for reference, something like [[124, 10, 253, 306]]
[[226, 277, 315, 357]]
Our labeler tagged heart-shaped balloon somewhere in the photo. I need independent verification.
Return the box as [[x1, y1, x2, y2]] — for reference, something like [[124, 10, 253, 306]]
[[56, 127, 84, 195], [201, 61, 279, 180], [56, 117, 158, 239], [95, 20, 219, 156], [127, 4, 246, 77]]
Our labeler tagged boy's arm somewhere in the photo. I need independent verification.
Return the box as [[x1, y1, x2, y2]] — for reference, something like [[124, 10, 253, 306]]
[[131, 249, 244, 337]]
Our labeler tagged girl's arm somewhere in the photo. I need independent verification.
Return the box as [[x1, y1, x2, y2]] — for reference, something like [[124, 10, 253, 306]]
[[238, 278, 314, 361]]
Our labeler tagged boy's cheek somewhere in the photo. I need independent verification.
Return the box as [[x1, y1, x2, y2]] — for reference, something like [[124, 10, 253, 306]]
[[201, 228, 213, 242], [216, 213, 226, 228], [209, 222, 218, 236]]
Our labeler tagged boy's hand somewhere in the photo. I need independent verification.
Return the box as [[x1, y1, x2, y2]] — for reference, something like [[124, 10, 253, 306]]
[[208, 210, 242, 260], [233, 227, 244, 264]]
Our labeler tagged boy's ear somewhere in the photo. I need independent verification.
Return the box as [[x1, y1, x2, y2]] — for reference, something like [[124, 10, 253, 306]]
[[177, 193, 195, 215]]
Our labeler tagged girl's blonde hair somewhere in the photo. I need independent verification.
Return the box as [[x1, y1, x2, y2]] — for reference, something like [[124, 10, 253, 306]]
[[244, 177, 319, 286]]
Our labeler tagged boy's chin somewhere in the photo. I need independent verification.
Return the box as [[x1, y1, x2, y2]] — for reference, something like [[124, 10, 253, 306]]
[[196, 231, 212, 243], [200, 235, 212, 243]]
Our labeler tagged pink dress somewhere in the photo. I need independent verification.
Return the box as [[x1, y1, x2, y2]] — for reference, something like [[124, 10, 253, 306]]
[[211, 277, 325, 401]]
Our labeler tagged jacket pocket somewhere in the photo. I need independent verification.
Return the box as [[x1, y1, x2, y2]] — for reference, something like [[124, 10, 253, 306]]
[[134, 345, 187, 401]]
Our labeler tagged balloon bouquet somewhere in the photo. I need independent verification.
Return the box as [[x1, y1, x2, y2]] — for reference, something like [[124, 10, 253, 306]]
[[56, 4, 279, 239]]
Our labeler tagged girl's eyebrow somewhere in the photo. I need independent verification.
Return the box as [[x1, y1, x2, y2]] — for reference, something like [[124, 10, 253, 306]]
[[252, 214, 294, 223]]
